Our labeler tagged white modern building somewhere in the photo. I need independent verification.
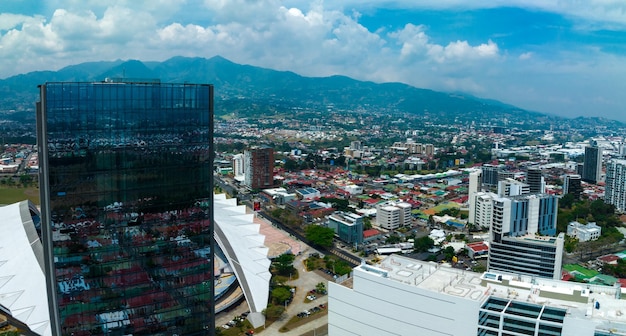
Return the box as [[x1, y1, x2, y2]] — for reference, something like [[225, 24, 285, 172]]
[[342, 184, 363, 195], [328, 254, 626, 336], [0, 201, 51, 336], [488, 193, 562, 280], [232, 153, 245, 182], [605, 159, 626, 212], [497, 178, 530, 197], [567, 221, 602, 242], [375, 201, 412, 230], [213, 194, 272, 327], [469, 192, 494, 229]]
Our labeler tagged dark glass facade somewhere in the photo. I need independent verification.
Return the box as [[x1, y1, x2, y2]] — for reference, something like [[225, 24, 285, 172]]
[[37, 82, 214, 335]]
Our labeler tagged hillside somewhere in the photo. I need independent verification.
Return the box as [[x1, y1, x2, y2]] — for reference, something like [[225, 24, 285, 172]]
[[0, 55, 577, 126]]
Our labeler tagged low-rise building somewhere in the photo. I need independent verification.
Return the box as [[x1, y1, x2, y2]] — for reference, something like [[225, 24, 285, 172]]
[[567, 221, 602, 242], [465, 241, 489, 259]]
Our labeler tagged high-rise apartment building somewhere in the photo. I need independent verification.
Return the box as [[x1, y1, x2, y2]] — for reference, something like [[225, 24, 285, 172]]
[[582, 146, 602, 184], [605, 159, 626, 212], [244, 146, 275, 190], [469, 192, 494, 229], [37, 81, 214, 335], [526, 167, 545, 193], [563, 174, 582, 200], [497, 178, 530, 197], [481, 164, 500, 188], [232, 153, 245, 181], [488, 194, 562, 279]]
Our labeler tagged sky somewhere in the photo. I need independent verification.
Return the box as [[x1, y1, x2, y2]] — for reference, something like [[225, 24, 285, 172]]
[[1, 1, 626, 122]]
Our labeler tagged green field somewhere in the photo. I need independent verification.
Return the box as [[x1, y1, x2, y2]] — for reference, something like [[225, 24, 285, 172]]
[[563, 264, 599, 279], [0, 186, 40, 205]]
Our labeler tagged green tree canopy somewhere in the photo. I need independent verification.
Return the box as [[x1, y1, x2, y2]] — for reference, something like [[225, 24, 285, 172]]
[[305, 225, 335, 247], [273, 253, 296, 276], [263, 305, 285, 320], [271, 287, 292, 304], [414, 236, 435, 252], [319, 197, 350, 212]]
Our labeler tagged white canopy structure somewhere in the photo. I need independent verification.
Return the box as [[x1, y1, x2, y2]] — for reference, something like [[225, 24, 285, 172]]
[[0, 201, 51, 336], [214, 194, 272, 328]]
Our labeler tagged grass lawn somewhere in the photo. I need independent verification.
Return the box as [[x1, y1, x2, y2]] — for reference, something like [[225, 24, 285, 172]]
[[279, 309, 327, 333], [0, 186, 39, 205]]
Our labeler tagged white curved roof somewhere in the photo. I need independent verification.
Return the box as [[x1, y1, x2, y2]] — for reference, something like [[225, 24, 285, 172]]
[[0, 201, 51, 336], [213, 194, 271, 325]]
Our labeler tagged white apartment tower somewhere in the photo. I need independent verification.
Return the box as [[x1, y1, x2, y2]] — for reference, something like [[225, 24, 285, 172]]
[[467, 170, 482, 226], [605, 159, 626, 212], [232, 153, 245, 181]]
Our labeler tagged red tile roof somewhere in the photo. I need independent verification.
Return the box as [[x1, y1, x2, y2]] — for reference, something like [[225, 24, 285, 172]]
[[466, 242, 489, 252], [363, 229, 381, 238]]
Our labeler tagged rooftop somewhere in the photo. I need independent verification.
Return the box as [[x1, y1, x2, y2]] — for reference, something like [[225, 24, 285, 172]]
[[357, 254, 626, 335]]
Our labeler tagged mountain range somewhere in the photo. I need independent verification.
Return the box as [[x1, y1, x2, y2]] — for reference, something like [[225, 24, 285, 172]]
[[0, 56, 621, 129]]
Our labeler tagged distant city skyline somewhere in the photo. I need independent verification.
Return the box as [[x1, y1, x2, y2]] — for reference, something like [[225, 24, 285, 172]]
[[1, 1, 626, 121]]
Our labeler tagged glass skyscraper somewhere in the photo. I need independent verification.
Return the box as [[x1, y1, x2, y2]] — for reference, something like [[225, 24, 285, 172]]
[[37, 81, 214, 335]]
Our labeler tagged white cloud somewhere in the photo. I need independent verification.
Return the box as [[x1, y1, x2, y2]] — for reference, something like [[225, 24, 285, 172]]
[[0, 1, 625, 120], [519, 52, 533, 60], [389, 24, 499, 64]]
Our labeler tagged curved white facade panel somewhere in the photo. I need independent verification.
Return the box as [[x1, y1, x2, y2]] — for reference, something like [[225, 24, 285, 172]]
[[0, 201, 51, 336], [214, 194, 271, 327]]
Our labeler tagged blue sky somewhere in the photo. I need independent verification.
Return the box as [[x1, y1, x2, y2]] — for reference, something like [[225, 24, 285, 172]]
[[1, 1, 626, 122]]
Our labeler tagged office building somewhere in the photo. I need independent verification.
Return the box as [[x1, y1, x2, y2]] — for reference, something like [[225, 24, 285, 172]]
[[328, 255, 626, 336], [526, 167, 545, 193], [488, 194, 562, 279], [582, 146, 602, 184], [563, 174, 582, 200], [37, 81, 214, 335], [326, 212, 364, 246], [605, 159, 626, 212], [349, 140, 363, 151], [244, 146, 275, 190]]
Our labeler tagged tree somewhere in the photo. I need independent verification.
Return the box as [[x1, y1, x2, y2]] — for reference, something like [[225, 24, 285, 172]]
[[263, 305, 285, 320], [560, 193, 575, 209], [443, 246, 455, 261], [273, 253, 296, 276], [414, 236, 434, 252], [319, 197, 350, 212], [386, 234, 401, 244], [284, 158, 299, 171], [363, 217, 372, 230], [19, 174, 32, 187], [271, 287, 292, 305], [305, 225, 335, 247], [315, 282, 326, 294]]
